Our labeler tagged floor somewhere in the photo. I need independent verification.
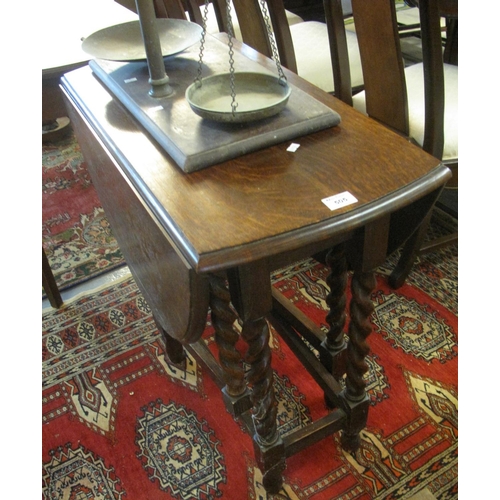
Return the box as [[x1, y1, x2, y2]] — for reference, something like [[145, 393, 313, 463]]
[[409, 489, 439, 500], [43, 271, 442, 500], [42, 266, 441, 500], [42, 265, 131, 311], [41, 267, 440, 500]]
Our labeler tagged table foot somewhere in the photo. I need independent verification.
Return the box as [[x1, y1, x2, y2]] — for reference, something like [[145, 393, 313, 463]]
[[340, 394, 369, 452], [341, 433, 361, 452], [42, 248, 63, 309], [42, 117, 71, 143], [154, 315, 187, 369], [253, 437, 286, 494]]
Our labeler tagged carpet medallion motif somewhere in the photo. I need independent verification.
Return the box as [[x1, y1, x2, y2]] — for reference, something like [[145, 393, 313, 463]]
[[42, 443, 125, 499], [371, 291, 456, 362], [136, 399, 227, 499], [43, 240, 457, 498], [66, 368, 116, 433]]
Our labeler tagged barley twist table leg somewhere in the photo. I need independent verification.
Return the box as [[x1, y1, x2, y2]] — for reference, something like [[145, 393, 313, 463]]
[[341, 270, 376, 451], [226, 263, 285, 494], [242, 317, 278, 447], [209, 274, 246, 398], [321, 244, 348, 381], [241, 315, 284, 493]]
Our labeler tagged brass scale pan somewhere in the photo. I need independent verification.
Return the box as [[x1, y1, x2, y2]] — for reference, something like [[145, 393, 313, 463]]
[[82, 19, 291, 122]]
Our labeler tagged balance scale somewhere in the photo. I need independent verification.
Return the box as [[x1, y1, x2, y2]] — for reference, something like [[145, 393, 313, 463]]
[[80, 0, 341, 172]]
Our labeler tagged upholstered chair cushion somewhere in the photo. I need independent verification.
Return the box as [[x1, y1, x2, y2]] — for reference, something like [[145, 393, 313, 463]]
[[352, 62, 458, 161], [289, 21, 364, 93], [203, 2, 304, 41], [201, 3, 363, 94]]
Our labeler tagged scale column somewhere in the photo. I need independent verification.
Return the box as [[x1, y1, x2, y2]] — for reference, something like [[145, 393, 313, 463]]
[[135, 0, 173, 97]]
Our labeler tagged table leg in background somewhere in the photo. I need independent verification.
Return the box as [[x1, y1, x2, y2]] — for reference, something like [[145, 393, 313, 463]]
[[321, 244, 348, 386]]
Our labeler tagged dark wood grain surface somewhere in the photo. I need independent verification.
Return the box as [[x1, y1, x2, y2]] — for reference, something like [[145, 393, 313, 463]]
[[61, 36, 448, 274]]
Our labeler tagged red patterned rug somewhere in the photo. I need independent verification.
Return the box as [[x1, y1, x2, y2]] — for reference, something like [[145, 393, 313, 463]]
[[42, 229, 457, 499], [42, 128, 125, 292]]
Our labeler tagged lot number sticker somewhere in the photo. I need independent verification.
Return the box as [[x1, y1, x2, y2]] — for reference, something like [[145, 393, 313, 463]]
[[322, 191, 358, 211]]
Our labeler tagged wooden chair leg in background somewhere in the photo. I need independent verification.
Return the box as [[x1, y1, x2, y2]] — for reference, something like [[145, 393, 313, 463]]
[[43, 248, 63, 308], [389, 189, 458, 290], [388, 211, 432, 289]]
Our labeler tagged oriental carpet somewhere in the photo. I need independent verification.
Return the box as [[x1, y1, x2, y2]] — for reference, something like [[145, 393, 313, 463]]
[[42, 128, 125, 292], [42, 219, 458, 499]]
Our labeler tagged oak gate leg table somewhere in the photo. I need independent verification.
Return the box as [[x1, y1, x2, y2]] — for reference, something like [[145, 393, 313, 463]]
[[60, 36, 450, 494]]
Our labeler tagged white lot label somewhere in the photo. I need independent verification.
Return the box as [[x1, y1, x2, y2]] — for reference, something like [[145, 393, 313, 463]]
[[148, 105, 164, 113], [322, 191, 358, 211], [287, 143, 300, 152]]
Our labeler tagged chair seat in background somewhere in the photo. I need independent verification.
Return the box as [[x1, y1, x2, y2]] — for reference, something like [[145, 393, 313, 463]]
[[290, 20, 363, 93], [352, 61, 458, 161], [204, 0, 363, 95], [202, 1, 304, 41]]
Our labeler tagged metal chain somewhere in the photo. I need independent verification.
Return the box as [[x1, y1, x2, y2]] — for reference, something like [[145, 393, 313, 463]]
[[259, 0, 287, 84], [197, 0, 238, 114], [225, 0, 238, 114], [196, 0, 286, 116], [195, 0, 210, 85]]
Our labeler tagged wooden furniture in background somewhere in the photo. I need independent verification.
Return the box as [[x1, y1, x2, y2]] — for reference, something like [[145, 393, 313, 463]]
[[60, 30, 449, 494], [116, 0, 305, 48], [42, 0, 138, 137], [42, 249, 63, 309], [116, 0, 189, 19], [228, 0, 363, 98], [351, 0, 458, 288]]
